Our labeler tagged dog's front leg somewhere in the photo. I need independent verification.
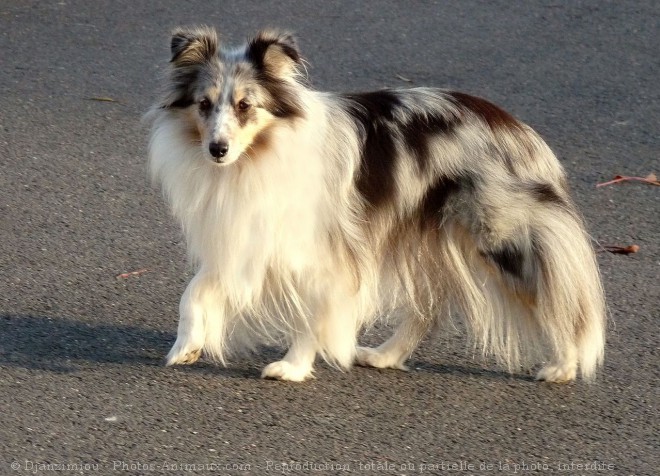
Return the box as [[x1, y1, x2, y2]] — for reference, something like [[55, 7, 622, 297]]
[[166, 272, 215, 366], [261, 330, 317, 382]]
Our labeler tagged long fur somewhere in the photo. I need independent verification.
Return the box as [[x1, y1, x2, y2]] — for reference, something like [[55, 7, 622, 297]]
[[147, 27, 606, 382]]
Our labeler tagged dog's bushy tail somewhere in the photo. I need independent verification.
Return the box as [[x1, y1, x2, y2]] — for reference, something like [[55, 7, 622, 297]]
[[439, 202, 605, 381], [530, 206, 606, 380]]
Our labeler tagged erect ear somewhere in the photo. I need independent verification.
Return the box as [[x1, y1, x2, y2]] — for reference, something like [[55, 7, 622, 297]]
[[246, 30, 302, 78], [170, 26, 219, 65]]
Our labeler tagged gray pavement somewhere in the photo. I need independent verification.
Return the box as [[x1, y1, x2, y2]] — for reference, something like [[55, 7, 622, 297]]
[[1, 1, 658, 474]]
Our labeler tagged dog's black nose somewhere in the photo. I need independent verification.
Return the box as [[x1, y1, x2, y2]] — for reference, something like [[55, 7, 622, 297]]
[[209, 141, 229, 159]]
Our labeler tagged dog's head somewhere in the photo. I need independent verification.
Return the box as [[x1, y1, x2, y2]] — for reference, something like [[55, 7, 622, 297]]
[[162, 27, 305, 165]]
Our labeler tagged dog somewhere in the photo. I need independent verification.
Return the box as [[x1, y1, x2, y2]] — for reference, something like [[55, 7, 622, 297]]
[[147, 26, 605, 383]]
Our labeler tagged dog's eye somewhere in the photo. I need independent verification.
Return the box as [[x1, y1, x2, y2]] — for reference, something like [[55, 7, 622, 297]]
[[199, 98, 212, 112], [237, 100, 251, 111]]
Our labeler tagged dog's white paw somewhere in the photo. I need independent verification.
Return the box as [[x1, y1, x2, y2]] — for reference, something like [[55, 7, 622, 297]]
[[166, 341, 202, 366], [261, 361, 313, 382], [536, 363, 577, 383], [355, 346, 409, 371]]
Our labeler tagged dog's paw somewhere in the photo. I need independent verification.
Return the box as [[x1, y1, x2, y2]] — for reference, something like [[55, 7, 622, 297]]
[[166, 344, 202, 366], [261, 361, 313, 382], [535, 363, 577, 383], [355, 346, 409, 371]]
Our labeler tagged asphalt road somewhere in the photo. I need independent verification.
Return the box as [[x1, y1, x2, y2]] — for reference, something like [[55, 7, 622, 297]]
[[1, 1, 658, 475]]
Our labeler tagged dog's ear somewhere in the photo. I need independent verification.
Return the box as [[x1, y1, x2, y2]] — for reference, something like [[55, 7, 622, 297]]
[[170, 26, 219, 65], [246, 30, 302, 78]]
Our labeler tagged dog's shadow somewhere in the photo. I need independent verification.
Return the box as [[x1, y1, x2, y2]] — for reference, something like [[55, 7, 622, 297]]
[[0, 313, 533, 382], [409, 361, 535, 382], [0, 313, 276, 379], [0, 313, 174, 373]]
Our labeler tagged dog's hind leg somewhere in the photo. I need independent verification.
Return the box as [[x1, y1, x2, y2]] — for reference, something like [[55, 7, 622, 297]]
[[356, 316, 433, 371], [535, 341, 578, 383], [166, 271, 217, 366]]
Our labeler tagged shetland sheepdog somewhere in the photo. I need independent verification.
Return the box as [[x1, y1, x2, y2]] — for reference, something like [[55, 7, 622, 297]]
[[147, 27, 605, 383]]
